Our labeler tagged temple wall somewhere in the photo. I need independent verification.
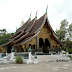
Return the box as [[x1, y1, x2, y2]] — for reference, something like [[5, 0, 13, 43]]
[[39, 25, 51, 43], [26, 37, 36, 45], [38, 25, 61, 48], [52, 38, 61, 48], [0, 46, 7, 53], [25, 37, 36, 50]]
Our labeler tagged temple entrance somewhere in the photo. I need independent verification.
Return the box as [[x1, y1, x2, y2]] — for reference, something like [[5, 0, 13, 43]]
[[45, 38, 50, 48], [43, 38, 50, 53], [43, 43, 47, 53], [39, 38, 50, 53], [39, 38, 44, 48], [7, 45, 12, 53]]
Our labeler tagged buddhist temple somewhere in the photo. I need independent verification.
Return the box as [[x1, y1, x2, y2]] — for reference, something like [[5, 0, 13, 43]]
[[0, 8, 63, 54]]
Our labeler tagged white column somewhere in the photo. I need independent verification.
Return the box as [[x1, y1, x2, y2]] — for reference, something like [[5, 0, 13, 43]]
[[66, 52, 69, 56], [3, 57, 7, 63], [0, 53, 2, 58], [6, 52, 7, 56], [29, 52, 31, 60], [27, 52, 33, 64], [10, 52, 15, 60]]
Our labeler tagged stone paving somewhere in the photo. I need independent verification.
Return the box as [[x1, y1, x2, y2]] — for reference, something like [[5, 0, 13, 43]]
[[0, 60, 72, 72]]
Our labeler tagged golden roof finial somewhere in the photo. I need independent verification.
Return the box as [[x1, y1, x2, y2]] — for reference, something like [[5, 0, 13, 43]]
[[20, 19, 24, 26]]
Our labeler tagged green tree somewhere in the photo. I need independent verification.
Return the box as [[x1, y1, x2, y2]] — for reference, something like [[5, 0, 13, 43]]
[[0, 33, 12, 45], [55, 19, 69, 41], [60, 19, 68, 30], [68, 23, 72, 37], [0, 29, 14, 45], [0, 29, 7, 36]]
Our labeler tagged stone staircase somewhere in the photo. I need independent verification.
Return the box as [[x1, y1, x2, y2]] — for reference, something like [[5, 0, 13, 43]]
[[32, 53, 71, 63], [0, 52, 71, 64]]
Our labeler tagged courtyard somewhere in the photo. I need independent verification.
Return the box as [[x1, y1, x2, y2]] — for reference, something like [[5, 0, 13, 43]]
[[0, 60, 72, 72]]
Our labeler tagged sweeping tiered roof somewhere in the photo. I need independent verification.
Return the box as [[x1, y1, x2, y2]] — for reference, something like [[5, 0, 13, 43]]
[[0, 13, 63, 47], [14, 14, 46, 47]]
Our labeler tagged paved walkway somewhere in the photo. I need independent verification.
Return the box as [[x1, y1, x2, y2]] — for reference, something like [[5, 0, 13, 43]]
[[0, 60, 72, 72]]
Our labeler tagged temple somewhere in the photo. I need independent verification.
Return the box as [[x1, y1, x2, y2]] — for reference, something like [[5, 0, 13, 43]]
[[0, 8, 63, 54]]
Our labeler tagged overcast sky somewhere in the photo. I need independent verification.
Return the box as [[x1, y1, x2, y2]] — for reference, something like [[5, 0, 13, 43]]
[[0, 0, 72, 33]]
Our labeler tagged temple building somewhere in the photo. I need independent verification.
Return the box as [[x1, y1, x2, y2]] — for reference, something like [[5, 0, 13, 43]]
[[0, 8, 63, 53]]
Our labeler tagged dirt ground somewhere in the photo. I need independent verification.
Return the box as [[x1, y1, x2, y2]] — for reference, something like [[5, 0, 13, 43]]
[[0, 60, 72, 72]]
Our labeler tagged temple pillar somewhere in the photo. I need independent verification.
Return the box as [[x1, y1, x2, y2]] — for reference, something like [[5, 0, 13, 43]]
[[25, 44, 28, 52], [0, 47, 1, 52], [60, 46, 61, 49], [26, 44, 29, 49], [36, 34, 39, 48], [35, 45, 36, 49], [19, 48, 21, 52], [15, 47, 17, 53], [50, 34, 52, 48], [22, 45, 26, 52]]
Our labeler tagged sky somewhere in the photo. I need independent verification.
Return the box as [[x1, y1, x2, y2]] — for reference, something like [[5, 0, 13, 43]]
[[0, 0, 72, 33]]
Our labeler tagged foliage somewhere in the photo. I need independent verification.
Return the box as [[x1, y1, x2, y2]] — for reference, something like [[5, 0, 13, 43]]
[[63, 53, 66, 54], [63, 38, 72, 48], [0, 33, 12, 45], [56, 29, 66, 41], [67, 55, 72, 58], [55, 19, 72, 53], [68, 23, 72, 37], [55, 19, 68, 41], [0, 29, 14, 45], [62, 38, 72, 53], [61, 47, 65, 50], [15, 56, 23, 63], [60, 19, 68, 30], [0, 29, 7, 33], [68, 48, 72, 54]]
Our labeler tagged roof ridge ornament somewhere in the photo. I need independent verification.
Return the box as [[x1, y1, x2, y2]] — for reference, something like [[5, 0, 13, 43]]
[[20, 20, 24, 26], [45, 5, 48, 18], [35, 10, 38, 20], [29, 12, 32, 21], [46, 5, 48, 14]]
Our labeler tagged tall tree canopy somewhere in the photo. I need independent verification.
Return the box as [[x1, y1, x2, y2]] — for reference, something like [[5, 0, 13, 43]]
[[0, 29, 14, 45], [55, 19, 69, 41], [68, 23, 72, 37], [55, 19, 72, 53]]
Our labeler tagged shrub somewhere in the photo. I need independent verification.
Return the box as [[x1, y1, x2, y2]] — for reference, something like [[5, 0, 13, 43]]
[[69, 55, 71, 58], [15, 56, 23, 63], [68, 48, 72, 54], [61, 47, 65, 50], [67, 55, 72, 58], [63, 53, 66, 54]]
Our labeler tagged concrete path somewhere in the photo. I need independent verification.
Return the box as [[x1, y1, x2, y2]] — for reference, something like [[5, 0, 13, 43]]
[[0, 60, 72, 72]]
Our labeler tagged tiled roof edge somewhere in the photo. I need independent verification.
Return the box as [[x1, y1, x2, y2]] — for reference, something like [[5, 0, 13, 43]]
[[35, 14, 46, 33], [21, 31, 40, 45]]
